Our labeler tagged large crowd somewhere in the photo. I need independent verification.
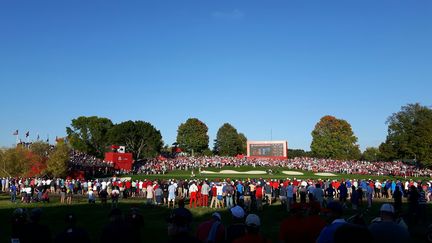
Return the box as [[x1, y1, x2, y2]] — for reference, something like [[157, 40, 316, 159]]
[[2, 153, 432, 242], [133, 156, 432, 178], [2, 174, 428, 242]]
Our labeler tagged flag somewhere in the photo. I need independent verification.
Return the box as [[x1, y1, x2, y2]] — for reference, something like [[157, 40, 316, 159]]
[[25, 131, 29, 137], [118, 146, 126, 153], [37, 134, 40, 141], [12, 130, 18, 136]]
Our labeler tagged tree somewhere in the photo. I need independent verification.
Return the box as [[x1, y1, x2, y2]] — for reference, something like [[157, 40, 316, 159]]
[[381, 103, 432, 166], [214, 123, 243, 156], [46, 141, 70, 177], [107, 120, 163, 159], [1, 147, 32, 177], [176, 118, 209, 155], [362, 147, 380, 161], [0, 149, 6, 177], [237, 133, 247, 155], [66, 116, 113, 158], [311, 115, 361, 160], [287, 149, 312, 158], [30, 141, 51, 158]]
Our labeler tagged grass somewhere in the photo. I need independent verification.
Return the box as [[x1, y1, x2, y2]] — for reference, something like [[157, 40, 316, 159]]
[[0, 191, 431, 243], [0, 167, 431, 242], [129, 166, 430, 182]]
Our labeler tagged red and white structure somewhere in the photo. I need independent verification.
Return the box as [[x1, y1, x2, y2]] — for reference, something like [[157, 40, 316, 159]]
[[105, 145, 133, 171]]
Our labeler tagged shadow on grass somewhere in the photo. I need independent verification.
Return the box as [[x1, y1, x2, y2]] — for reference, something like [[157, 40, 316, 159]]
[[0, 193, 431, 243]]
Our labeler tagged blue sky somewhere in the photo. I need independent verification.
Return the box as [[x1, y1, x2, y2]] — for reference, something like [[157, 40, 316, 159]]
[[1, 0, 431, 151]]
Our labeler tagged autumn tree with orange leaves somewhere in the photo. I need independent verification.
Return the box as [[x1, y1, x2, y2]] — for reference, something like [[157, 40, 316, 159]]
[[311, 115, 361, 160]]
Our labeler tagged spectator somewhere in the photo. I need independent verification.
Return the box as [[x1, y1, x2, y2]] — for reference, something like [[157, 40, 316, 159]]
[[196, 212, 226, 243], [233, 214, 269, 243], [55, 213, 91, 243], [226, 206, 246, 243], [167, 207, 200, 243], [369, 204, 410, 243], [317, 202, 346, 243]]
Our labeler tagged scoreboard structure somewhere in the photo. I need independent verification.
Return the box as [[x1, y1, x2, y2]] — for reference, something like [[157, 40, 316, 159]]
[[247, 141, 288, 159]]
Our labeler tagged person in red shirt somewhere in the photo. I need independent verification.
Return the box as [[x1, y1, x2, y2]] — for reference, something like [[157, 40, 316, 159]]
[[197, 184, 202, 207], [302, 203, 326, 243], [255, 183, 264, 211], [279, 203, 305, 243], [125, 181, 131, 197]]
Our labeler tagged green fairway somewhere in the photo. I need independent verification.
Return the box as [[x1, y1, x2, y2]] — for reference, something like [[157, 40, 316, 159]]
[[0, 192, 430, 243], [128, 166, 430, 182]]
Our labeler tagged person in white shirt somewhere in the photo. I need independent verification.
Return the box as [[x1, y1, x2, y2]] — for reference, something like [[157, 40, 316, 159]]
[[168, 182, 177, 208], [101, 181, 107, 190], [146, 184, 154, 205], [189, 182, 199, 208], [216, 183, 224, 208], [201, 182, 210, 207]]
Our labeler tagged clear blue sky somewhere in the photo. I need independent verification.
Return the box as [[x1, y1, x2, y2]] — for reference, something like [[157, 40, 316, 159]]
[[1, 0, 431, 151]]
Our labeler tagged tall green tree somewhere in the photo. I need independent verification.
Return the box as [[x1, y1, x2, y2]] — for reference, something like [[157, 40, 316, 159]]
[[176, 118, 209, 155], [66, 116, 113, 158], [46, 141, 70, 177], [0, 149, 6, 177], [288, 149, 312, 158], [362, 147, 380, 161], [380, 103, 432, 166], [311, 115, 361, 160], [214, 123, 243, 156], [237, 133, 247, 155], [107, 120, 163, 159]]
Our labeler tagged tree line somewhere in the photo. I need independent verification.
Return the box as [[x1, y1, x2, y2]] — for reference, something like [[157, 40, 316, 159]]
[[64, 103, 432, 167], [0, 141, 69, 178], [65, 117, 248, 159], [2, 102, 430, 177], [310, 103, 432, 167]]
